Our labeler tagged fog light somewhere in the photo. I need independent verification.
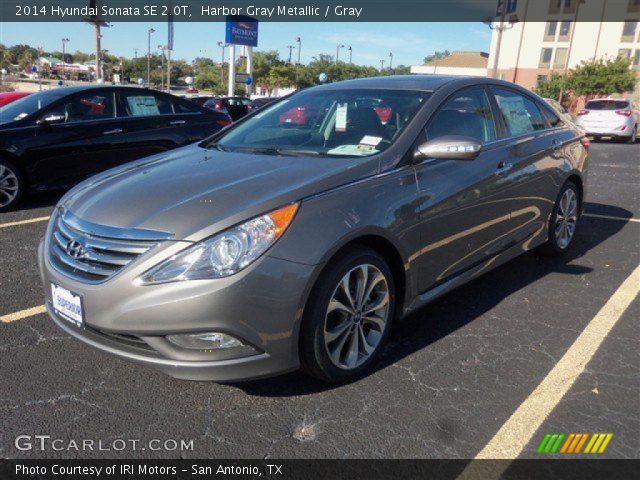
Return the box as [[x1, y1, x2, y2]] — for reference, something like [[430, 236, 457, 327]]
[[166, 332, 243, 350]]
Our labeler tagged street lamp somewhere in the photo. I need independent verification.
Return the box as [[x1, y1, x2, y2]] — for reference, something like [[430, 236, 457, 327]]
[[388, 51, 393, 71], [158, 45, 166, 90], [336, 44, 344, 64], [217, 41, 227, 90], [348, 46, 353, 64], [484, 13, 518, 79], [380, 59, 385, 72], [286, 45, 295, 64], [147, 27, 155, 87], [61, 38, 70, 79], [296, 37, 301, 65]]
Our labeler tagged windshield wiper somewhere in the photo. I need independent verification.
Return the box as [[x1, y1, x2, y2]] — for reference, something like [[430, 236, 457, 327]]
[[205, 142, 231, 152], [233, 147, 322, 157]]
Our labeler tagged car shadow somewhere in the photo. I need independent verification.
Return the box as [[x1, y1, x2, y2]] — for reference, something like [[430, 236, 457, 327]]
[[14, 190, 65, 212], [234, 202, 633, 397]]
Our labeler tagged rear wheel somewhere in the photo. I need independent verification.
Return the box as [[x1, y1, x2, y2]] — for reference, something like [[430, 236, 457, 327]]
[[300, 247, 395, 383], [0, 159, 25, 212], [626, 126, 637, 144], [540, 181, 580, 257]]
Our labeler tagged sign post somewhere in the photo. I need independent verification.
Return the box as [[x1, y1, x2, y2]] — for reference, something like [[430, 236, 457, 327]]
[[225, 15, 258, 96]]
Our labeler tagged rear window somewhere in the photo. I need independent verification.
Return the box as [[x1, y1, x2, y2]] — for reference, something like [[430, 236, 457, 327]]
[[584, 100, 630, 110]]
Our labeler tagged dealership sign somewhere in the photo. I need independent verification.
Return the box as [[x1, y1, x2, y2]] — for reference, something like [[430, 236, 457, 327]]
[[225, 15, 258, 46]]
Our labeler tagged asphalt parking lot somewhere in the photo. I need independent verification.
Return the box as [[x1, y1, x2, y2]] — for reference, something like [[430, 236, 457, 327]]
[[0, 142, 638, 460]]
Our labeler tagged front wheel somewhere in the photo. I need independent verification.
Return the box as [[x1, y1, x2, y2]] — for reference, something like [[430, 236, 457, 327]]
[[0, 159, 25, 212], [300, 247, 395, 383], [540, 181, 580, 257]]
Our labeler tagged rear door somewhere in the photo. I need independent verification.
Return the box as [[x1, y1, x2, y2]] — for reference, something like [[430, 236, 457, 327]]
[[413, 86, 521, 292]]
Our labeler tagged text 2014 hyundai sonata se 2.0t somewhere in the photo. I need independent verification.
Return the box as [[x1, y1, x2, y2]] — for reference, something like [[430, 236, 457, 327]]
[[39, 76, 589, 383]]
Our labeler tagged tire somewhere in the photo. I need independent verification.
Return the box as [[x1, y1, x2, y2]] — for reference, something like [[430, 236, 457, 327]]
[[0, 158, 25, 212], [300, 246, 396, 383], [626, 126, 637, 144], [539, 181, 580, 257]]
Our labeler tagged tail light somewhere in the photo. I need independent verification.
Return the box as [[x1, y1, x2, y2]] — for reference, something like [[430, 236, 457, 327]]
[[214, 100, 225, 109], [577, 110, 589, 116], [615, 110, 632, 117], [580, 136, 590, 151]]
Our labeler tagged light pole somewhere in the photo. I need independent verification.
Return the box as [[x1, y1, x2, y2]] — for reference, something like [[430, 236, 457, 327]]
[[348, 46, 352, 64], [380, 59, 385, 72], [158, 45, 165, 90], [484, 12, 518, 79], [296, 37, 301, 65], [147, 27, 155, 87], [388, 51, 393, 72], [336, 44, 344, 64], [286, 45, 295, 64], [217, 41, 227, 91], [61, 38, 70, 79], [558, 0, 585, 103]]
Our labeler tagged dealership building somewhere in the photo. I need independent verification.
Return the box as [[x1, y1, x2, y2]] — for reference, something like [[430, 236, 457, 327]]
[[487, 0, 640, 92]]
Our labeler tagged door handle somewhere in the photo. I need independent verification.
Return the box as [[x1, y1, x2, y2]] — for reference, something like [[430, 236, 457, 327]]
[[496, 161, 513, 175], [170, 120, 186, 125], [552, 139, 562, 151], [103, 128, 123, 135]]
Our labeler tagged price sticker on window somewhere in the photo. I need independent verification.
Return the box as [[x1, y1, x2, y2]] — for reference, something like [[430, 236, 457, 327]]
[[335, 103, 348, 132]]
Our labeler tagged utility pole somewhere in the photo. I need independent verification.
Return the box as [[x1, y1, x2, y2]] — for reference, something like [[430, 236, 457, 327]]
[[217, 41, 226, 91], [336, 44, 344, 64], [227, 44, 236, 96], [286, 45, 295, 64], [348, 46, 352, 64], [158, 45, 165, 90], [296, 37, 301, 65], [380, 59, 385, 72], [484, 4, 518, 79], [61, 38, 69, 80], [558, 0, 585, 103], [388, 51, 393, 72], [147, 27, 155, 87]]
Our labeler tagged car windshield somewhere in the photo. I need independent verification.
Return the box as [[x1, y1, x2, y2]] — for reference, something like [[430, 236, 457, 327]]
[[208, 89, 429, 157], [0, 90, 67, 124], [584, 100, 630, 110]]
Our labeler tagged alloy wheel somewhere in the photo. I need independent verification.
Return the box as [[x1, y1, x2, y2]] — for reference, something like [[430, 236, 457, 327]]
[[554, 188, 578, 249], [0, 164, 19, 208], [323, 264, 390, 370]]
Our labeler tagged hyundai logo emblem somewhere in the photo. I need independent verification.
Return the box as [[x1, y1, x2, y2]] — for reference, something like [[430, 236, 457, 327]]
[[65, 240, 85, 259]]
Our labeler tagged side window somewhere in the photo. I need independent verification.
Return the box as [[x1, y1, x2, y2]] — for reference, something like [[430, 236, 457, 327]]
[[426, 87, 496, 144], [173, 99, 201, 114], [541, 105, 564, 128], [492, 88, 547, 136], [47, 92, 114, 123], [119, 92, 174, 117]]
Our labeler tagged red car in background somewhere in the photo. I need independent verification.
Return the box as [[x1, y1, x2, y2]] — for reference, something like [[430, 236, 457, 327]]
[[0, 91, 30, 107]]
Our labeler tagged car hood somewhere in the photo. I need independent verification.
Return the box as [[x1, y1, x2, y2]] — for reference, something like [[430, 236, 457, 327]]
[[61, 144, 378, 241]]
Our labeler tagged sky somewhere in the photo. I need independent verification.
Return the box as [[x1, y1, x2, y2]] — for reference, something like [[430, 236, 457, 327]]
[[0, 22, 491, 67]]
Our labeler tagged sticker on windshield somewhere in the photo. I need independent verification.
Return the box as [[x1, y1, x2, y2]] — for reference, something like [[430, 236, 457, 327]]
[[335, 103, 348, 132], [327, 145, 379, 156], [359, 136, 382, 147]]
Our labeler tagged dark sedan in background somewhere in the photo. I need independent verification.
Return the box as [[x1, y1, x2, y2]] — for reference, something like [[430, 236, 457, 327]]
[[203, 96, 252, 121], [0, 86, 232, 211]]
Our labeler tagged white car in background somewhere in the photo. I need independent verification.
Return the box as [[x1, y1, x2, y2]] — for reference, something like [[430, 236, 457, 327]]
[[576, 98, 638, 143]]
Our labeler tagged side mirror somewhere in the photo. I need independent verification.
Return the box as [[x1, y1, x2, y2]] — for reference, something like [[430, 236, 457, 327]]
[[415, 136, 482, 161], [37, 113, 65, 126]]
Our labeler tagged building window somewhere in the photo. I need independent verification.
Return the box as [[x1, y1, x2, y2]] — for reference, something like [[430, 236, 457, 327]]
[[554, 48, 568, 68], [540, 48, 553, 68], [549, 0, 578, 14], [544, 21, 558, 41], [537, 74, 549, 84], [634, 50, 640, 70], [628, 0, 640, 13], [622, 20, 638, 41], [548, 0, 561, 14], [619, 48, 633, 59], [559, 21, 572, 40]]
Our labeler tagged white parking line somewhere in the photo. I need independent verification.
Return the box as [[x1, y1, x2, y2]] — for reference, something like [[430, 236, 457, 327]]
[[458, 264, 640, 478], [0, 216, 50, 229], [0, 305, 46, 324], [583, 213, 640, 223]]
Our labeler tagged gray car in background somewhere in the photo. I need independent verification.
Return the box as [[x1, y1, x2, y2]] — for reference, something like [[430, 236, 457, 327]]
[[38, 76, 589, 383]]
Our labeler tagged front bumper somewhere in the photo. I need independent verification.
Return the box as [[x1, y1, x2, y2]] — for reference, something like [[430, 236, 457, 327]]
[[38, 237, 317, 382]]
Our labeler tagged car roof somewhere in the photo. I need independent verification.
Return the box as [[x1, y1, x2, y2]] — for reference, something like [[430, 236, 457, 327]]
[[310, 74, 525, 93]]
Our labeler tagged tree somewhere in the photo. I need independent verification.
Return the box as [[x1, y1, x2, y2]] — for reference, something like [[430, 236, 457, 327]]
[[534, 73, 565, 99], [570, 56, 637, 100], [423, 50, 451, 64]]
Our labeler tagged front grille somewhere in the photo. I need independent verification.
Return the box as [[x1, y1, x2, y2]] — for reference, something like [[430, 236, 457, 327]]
[[48, 209, 170, 283], [87, 327, 155, 352]]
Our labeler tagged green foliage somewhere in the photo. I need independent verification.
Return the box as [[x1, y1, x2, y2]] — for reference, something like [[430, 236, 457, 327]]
[[570, 56, 637, 99], [534, 73, 565, 99], [424, 50, 451, 64]]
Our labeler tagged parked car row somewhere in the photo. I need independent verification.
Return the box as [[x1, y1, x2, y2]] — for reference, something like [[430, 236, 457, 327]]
[[33, 75, 590, 383]]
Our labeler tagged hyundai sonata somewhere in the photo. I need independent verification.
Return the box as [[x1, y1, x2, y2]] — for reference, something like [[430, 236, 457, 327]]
[[39, 76, 589, 383]]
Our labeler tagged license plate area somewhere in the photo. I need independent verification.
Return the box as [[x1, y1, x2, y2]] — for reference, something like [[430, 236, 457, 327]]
[[51, 283, 84, 327]]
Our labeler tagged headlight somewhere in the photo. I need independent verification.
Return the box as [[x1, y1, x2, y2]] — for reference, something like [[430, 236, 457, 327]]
[[135, 203, 299, 285]]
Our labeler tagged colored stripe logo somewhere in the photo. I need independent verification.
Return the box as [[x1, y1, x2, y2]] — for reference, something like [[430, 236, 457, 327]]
[[537, 433, 613, 454]]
